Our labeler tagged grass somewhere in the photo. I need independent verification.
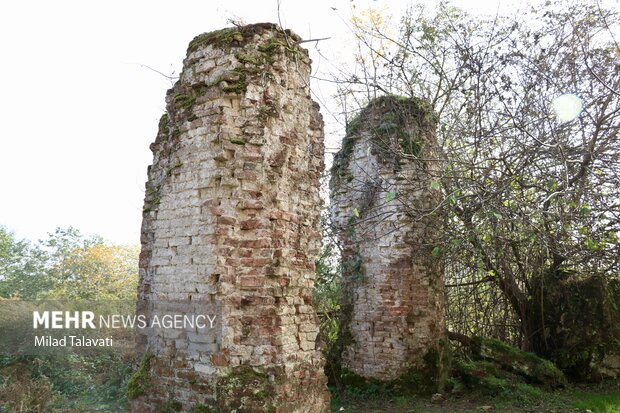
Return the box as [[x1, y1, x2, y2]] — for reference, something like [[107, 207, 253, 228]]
[[330, 382, 620, 412], [573, 390, 620, 413], [1, 353, 617, 413]]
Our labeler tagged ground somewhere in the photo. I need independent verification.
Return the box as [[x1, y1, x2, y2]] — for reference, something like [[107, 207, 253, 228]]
[[330, 382, 620, 413]]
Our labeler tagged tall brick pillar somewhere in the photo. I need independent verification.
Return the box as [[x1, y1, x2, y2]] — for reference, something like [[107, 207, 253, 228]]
[[131, 23, 329, 412], [329, 96, 448, 390]]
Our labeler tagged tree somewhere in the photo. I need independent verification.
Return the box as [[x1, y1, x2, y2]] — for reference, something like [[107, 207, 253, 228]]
[[0, 226, 48, 298], [328, 0, 620, 376], [0, 226, 139, 300], [42, 228, 138, 300]]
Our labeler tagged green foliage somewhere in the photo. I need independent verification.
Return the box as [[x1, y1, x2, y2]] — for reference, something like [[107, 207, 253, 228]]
[[530, 271, 620, 380], [573, 390, 620, 413], [0, 351, 131, 412], [0, 226, 138, 300], [0, 226, 48, 298], [314, 241, 344, 388], [341, 0, 620, 372], [314, 253, 341, 345], [44, 242, 139, 300], [0, 226, 141, 409]]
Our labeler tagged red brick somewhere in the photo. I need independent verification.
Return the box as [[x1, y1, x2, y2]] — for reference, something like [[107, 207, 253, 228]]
[[217, 215, 236, 225], [239, 276, 264, 287], [240, 199, 264, 210], [210, 354, 228, 367]]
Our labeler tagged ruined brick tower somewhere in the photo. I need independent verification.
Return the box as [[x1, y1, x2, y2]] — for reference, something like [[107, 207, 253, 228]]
[[330, 96, 448, 389], [131, 23, 329, 412]]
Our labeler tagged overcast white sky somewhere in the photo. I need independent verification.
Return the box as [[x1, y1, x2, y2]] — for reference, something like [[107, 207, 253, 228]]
[[0, 0, 615, 245]]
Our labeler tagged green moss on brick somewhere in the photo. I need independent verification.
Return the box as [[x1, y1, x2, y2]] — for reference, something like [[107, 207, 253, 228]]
[[126, 352, 154, 400], [331, 94, 437, 180], [421, 340, 452, 392], [163, 399, 182, 412], [192, 404, 216, 413], [173, 93, 196, 110], [235, 51, 260, 65], [220, 68, 248, 94], [187, 27, 244, 54], [335, 343, 451, 396], [216, 365, 280, 412], [471, 336, 566, 387], [186, 23, 301, 55], [257, 39, 283, 55]]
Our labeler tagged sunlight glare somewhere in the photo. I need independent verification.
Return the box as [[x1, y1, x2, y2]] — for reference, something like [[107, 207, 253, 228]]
[[552, 93, 583, 123]]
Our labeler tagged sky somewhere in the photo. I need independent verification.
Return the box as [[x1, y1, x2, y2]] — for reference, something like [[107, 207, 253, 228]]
[[0, 0, 615, 245]]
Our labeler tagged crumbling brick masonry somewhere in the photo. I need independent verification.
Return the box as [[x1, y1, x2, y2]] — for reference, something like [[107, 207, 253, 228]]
[[131, 23, 329, 412], [329, 96, 448, 390]]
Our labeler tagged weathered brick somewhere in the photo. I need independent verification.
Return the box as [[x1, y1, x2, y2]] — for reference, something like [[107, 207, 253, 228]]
[[217, 215, 236, 225], [330, 96, 447, 385], [132, 23, 329, 413]]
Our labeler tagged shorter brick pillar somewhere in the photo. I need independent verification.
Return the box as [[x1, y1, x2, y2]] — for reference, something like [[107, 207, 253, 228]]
[[330, 95, 448, 390]]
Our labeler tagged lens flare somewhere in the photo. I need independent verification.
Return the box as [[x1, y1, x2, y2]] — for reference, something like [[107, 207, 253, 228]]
[[551, 94, 583, 123]]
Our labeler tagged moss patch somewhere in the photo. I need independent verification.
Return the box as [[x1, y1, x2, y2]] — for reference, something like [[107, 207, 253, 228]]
[[220, 68, 248, 95], [258, 104, 279, 121], [173, 93, 196, 110], [421, 340, 452, 392], [216, 365, 280, 412], [187, 27, 245, 54], [182, 24, 305, 105], [452, 356, 551, 403], [332, 94, 437, 181], [471, 337, 566, 387], [192, 403, 216, 413], [126, 352, 153, 400], [257, 38, 283, 56], [330, 135, 357, 182], [229, 138, 247, 145], [393, 342, 451, 395], [186, 22, 301, 55], [163, 398, 182, 412], [235, 51, 260, 65], [335, 343, 451, 396]]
